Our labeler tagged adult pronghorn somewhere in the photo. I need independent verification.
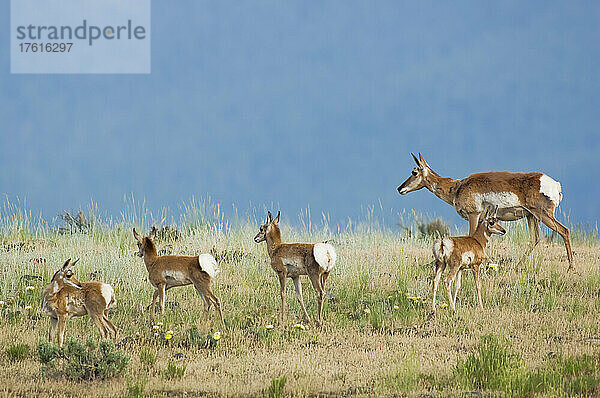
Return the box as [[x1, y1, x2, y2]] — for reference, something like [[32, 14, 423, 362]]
[[397, 153, 573, 270]]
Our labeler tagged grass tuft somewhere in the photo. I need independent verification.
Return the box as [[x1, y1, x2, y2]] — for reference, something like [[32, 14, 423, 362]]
[[5, 342, 30, 362], [163, 360, 186, 380], [267, 375, 287, 398]]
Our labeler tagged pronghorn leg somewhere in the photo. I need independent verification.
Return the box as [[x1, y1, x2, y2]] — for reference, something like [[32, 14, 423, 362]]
[[92, 314, 108, 340], [516, 213, 540, 268], [57, 315, 67, 347], [194, 282, 211, 317], [431, 260, 445, 313], [150, 289, 160, 322], [196, 280, 224, 326], [453, 269, 462, 306], [467, 213, 481, 236], [445, 267, 460, 312], [321, 272, 330, 293], [49, 317, 58, 343], [537, 211, 574, 270], [103, 311, 117, 341], [292, 276, 311, 323], [473, 265, 483, 309], [158, 284, 166, 315], [308, 271, 325, 326], [207, 290, 224, 326], [277, 272, 287, 323]]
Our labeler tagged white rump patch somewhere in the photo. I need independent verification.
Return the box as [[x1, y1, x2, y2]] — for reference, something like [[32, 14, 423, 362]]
[[433, 238, 454, 260], [461, 251, 475, 265], [474, 192, 521, 210], [199, 253, 219, 279], [539, 174, 562, 207], [313, 243, 337, 272], [101, 283, 115, 309]]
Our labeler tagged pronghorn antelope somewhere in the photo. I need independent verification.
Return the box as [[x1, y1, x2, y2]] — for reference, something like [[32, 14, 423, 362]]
[[133, 227, 223, 325], [397, 153, 573, 270], [254, 211, 336, 326], [431, 206, 506, 313], [41, 259, 117, 347]]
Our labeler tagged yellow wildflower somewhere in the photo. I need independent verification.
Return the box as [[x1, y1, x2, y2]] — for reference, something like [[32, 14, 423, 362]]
[[265, 324, 274, 330], [487, 263, 499, 271], [393, 305, 400, 310], [212, 331, 221, 341], [293, 323, 306, 330], [24, 305, 33, 311], [363, 308, 371, 315], [25, 286, 35, 292], [440, 303, 448, 309], [164, 330, 174, 340]]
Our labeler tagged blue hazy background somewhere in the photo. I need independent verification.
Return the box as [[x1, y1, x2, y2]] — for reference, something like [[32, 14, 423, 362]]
[[1, 1, 598, 230]]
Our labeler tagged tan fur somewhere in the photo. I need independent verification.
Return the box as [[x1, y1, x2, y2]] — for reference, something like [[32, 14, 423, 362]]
[[397, 153, 573, 270], [431, 208, 506, 313], [133, 227, 223, 325], [41, 259, 117, 347], [254, 211, 335, 326]]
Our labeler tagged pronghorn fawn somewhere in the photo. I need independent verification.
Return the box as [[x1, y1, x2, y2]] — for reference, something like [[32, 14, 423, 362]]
[[431, 206, 506, 314], [254, 211, 336, 326], [133, 227, 223, 325], [398, 153, 573, 270], [41, 259, 117, 347]]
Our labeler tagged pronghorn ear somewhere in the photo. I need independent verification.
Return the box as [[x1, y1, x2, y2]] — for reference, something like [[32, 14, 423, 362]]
[[133, 228, 142, 242], [267, 211, 273, 223], [493, 205, 499, 217], [418, 153, 430, 169], [273, 211, 280, 224], [482, 205, 493, 219], [149, 226, 157, 240], [411, 153, 420, 167], [62, 259, 71, 270]]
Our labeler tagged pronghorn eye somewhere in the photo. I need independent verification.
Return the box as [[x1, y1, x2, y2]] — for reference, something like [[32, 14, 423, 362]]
[[412, 170, 418, 176]]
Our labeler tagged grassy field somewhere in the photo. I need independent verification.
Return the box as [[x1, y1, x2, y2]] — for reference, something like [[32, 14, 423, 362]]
[[0, 199, 599, 397]]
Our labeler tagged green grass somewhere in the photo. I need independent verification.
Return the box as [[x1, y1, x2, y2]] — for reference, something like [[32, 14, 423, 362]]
[[267, 375, 287, 398], [163, 360, 186, 380], [0, 196, 598, 396], [5, 342, 30, 362]]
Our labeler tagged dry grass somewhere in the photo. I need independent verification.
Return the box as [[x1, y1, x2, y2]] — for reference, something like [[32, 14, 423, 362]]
[[0, 203, 599, 397]]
